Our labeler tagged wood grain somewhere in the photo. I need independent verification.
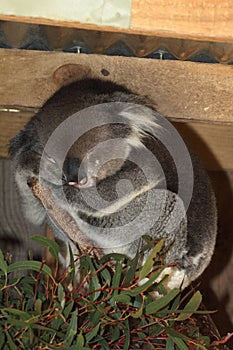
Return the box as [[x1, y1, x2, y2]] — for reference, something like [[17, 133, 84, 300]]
[[0, 110, 35, 157], [174, 122, 233, 171], [2, 109, 233, 171], [1, 49, 233, 123], [131, 0, 233, 43], [1, 49, 233, 169]]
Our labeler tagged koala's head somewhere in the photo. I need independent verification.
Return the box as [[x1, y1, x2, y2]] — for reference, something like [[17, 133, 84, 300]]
[[59, 103, 164, 192]]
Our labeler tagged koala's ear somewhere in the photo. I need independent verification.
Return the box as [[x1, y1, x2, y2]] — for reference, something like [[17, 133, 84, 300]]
[[39, 151, 66, 186]]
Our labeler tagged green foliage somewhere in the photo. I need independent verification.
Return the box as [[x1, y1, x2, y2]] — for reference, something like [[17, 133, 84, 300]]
[[0, 237, 217, 349]]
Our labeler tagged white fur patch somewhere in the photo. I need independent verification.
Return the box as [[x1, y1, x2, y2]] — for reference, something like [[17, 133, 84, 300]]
[[119, 107, 162, 141], [91, 180, 158, 217], [138, 266, 190, 299], [165, 268, 189, 290], [190, 253, 203, 267]]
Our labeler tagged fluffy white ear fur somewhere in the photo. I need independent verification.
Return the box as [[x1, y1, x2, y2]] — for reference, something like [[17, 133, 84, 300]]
[[119, 105, 163, 148]]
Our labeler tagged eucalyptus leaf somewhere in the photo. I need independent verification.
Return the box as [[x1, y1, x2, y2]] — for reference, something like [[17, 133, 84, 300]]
[[123, 319, 130, 350], [35, 298, 42, 314], [85, 323, 100, 343], [139, 239, 165, 280], [170, 336, 189, 350], [176, 291, 202, 321], [99, 252, 128, 263], [7, 260, 52, 278], [112, 260, 123, 296], [113, 294, 131, 304], [166, 328, 190, 342], [98, 338, 111, 350], [68, 244, 75, 283], [166, 336, 175, 350], [0, 330, 5, 349], [64, 309, 78, 346], [145, 288, 180, 314], [124, 253, 139, 285], [5, 331, 17, 350], [31, 235, 59, 261], [0, 235, 213, 350], [63, 301, 74, 319], [0, 250, 7, 275], [110, 325, 120, 343], [76, 332, 85, 347], [89, 309, 101, 327], [2, 308, 31, 320]]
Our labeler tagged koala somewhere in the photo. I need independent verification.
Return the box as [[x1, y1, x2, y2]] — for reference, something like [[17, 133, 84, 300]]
[[9, 78, 217, 290]]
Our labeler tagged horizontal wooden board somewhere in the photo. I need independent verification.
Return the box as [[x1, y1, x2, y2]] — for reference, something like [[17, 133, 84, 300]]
[[0, 49, 233, 170], [0, 110, 34, 158], [1, 49, 233, 124], [131, 0, 233, 42], [2, 109, 233, 171], [1, 0, 233, 42], [173, 122, 233, 171]]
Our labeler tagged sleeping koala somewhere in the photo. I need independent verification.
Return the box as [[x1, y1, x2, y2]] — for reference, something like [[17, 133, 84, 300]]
[[9, 78, 217, 290]]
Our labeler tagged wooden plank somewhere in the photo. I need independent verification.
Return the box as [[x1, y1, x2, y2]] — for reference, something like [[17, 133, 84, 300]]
[[173, 122, 233, 171], [131, 0, 233, 42], [1, 49, 233, 124], [1, 49, 233, 169], [0, 110, 35, 158], [2, 108, 233, 170], [1, 0, 233, 42]]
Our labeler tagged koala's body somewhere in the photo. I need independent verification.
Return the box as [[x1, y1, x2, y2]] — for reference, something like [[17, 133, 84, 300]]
[[9, 79, 217, 290]]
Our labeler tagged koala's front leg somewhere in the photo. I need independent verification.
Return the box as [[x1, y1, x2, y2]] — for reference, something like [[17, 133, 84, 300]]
[[13, 149, 46, 225]]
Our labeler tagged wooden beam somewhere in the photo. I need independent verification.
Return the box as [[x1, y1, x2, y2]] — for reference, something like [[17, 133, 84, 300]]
[[131, 0, 233, 43], [2, 109, 233, 171], [1, 49, 233, 170], [0, 109, 34, 158], [1, 0, 233, 42], [1, 49, 233, 124], [174, 122, 233, 171]]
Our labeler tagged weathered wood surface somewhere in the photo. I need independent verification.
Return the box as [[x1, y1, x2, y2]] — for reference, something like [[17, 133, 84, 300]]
[[131, 0, 233, 42], [0, 49, 233, 170], [1, 109, 233, 171], [1, 49, 233, 122], [1, 0, 233, 42]]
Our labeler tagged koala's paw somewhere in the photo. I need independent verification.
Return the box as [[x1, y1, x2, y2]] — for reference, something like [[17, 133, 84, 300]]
[[159, 267, 190, 290], [139, 266, 190, 299]]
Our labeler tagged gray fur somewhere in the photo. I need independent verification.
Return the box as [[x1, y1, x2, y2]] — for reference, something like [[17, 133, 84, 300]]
[[9, 79, 217, 289]]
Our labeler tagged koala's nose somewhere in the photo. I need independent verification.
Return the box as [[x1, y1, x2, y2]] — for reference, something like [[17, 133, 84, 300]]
[[63, 157, 81, 182], [68, 176, 87, 187]]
